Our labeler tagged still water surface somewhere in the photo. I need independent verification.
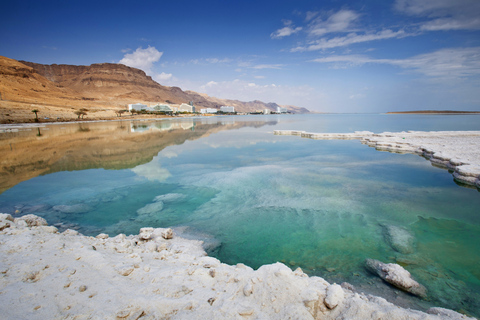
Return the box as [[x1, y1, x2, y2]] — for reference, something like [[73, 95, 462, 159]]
[[1, 114, 480, 315]]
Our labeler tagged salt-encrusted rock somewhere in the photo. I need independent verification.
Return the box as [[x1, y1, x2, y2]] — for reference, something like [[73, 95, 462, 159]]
[[116, 265, 135, 276], [324, 284, 344, 309], [0, 213, 14, 221], [161, 228, 173, 240], [153, 193, 186, 203], [427, 307, 476, 320], [453, 165, 480, 186], [136, 201, 164, 215], [62, 229, 79, 236], [96, 233, 109, 239], [243, 281, 254, 296], [37, 226, 58, 233], [0, 220, 11, 231], [139, 227, 154, 240], [365, 259, 427, 298], [383, 225, 415, 254], [14, 214, 47, 227]]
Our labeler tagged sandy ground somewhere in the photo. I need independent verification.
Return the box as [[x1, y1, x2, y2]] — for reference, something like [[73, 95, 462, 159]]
[[0, 100, 174, 124]]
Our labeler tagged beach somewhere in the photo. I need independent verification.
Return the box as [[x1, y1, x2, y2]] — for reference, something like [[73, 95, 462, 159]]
[[1, 129, 479, 319]]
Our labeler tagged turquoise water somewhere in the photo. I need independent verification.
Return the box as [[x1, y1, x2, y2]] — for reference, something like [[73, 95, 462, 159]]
[[1, 114, 480, 316]]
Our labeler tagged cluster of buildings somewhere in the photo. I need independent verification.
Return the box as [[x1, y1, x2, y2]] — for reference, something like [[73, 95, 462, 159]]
[[128, 103, 195, 114], [127, 102, 236, 115], [127, 102, 289, 115]]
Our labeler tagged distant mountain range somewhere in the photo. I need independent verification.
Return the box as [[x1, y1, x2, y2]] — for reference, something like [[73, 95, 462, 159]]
[[0, 55, 308, 114]]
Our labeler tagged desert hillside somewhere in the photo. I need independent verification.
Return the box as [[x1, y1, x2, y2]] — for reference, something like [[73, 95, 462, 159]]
[[0, 56, 308, 123]]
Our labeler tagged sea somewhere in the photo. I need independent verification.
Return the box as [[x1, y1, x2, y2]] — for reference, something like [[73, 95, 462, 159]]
[[1, 113, 479, 316]]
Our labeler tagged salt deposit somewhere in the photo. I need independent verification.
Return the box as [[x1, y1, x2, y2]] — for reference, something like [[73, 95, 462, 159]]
[[0, 213, 475, 319]]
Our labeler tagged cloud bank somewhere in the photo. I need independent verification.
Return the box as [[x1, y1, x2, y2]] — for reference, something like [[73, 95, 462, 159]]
[[119, 46, 173, 84]]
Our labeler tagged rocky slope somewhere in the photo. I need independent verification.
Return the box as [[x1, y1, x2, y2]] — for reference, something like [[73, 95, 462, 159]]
[[12, 57, 308, 114]]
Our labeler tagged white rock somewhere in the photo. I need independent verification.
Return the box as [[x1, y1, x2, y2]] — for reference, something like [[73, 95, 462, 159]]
[[161, 228, 173, 240], [383, 225, 415, 254], [96, 233, 109, 239], [139, 227, 154, 240], [136, 201, 164, 215], [14, 214, 47, 227], [324, 284, 344, 309], [62, 229, 79, 236], [0, 213, 14, 221], [427, 307, 475, 319], [365, 259, 427, 298], [153, 193, 186, 202]]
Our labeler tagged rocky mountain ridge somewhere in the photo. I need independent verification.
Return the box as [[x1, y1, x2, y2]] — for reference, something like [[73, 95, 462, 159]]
[[17, 58, 309, 113]]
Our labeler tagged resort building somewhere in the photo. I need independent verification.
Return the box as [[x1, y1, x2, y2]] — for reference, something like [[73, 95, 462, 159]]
[[152, 104, 174, 114], [276, 106, 288, 114], [128, 103, 148, 111], [220, 106, 235, 113], [178, 103, 195, 113], [200, 108, 218, 114], [264, 109, 271, 115]]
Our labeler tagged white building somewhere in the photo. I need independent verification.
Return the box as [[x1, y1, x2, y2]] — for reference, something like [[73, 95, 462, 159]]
[[264, 109, 271, 115], [178, 103, 194, 113], [200, 108, 218, 114], [220, 106, 235, 113], [128, 103, 148, 111], [152, 104, 174, 113], [276, 106, 288, 114]]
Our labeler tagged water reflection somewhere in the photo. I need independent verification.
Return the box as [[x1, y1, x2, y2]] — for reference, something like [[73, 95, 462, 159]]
[[0, 118, 277, 193]]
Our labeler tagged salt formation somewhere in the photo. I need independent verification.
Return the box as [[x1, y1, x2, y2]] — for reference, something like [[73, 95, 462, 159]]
[[0, 213, 475, 319], [365, 258, 427, 298], [383, 224, 416, 254]]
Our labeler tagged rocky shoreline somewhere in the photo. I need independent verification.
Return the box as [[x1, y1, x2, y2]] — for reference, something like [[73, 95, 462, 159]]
[[274, 130, 480, 189], [0, 213, 475, 319]]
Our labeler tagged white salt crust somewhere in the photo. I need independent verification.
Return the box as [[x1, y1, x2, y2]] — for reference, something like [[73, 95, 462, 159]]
[[0, 213, 475, 319]]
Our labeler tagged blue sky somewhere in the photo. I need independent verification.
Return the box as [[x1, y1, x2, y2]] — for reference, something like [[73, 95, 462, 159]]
[[1, 0, 480, 113]]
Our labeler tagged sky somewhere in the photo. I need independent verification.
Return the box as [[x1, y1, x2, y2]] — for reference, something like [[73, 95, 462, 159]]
[[1, 0, 480, 113]]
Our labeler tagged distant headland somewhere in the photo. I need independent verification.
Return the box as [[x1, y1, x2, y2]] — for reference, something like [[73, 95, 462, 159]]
[[387, 110, 480, 114]]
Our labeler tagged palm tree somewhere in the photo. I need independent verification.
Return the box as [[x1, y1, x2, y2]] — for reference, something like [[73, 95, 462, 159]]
[[32, 109, 39, 122]]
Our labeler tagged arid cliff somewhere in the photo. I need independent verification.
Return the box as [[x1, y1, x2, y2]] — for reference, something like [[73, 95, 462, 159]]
[[0, 55, 308, 123]]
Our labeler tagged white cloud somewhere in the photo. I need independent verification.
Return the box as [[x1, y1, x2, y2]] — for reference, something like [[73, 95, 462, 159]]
[[305, 11, 319, 22], [131, 162, 171, 182], [271, 20, 303, 39], [311, 47, 480, 79], [119, 46, 176, 85], [308, 9, 360, 36], [119, 46, 163, 73], [153, 72, 173, 82], [395, 0, 480, 31], [251, 64, 284, 69], [197, 79, 317, 106], [292, 29, 407, 52]]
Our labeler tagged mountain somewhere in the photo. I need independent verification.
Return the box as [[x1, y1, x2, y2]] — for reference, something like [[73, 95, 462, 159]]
[[0, 56, 308, 116]]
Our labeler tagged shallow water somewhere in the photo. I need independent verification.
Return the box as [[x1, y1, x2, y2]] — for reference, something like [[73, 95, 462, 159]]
[[1, 114, 480, 316]]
